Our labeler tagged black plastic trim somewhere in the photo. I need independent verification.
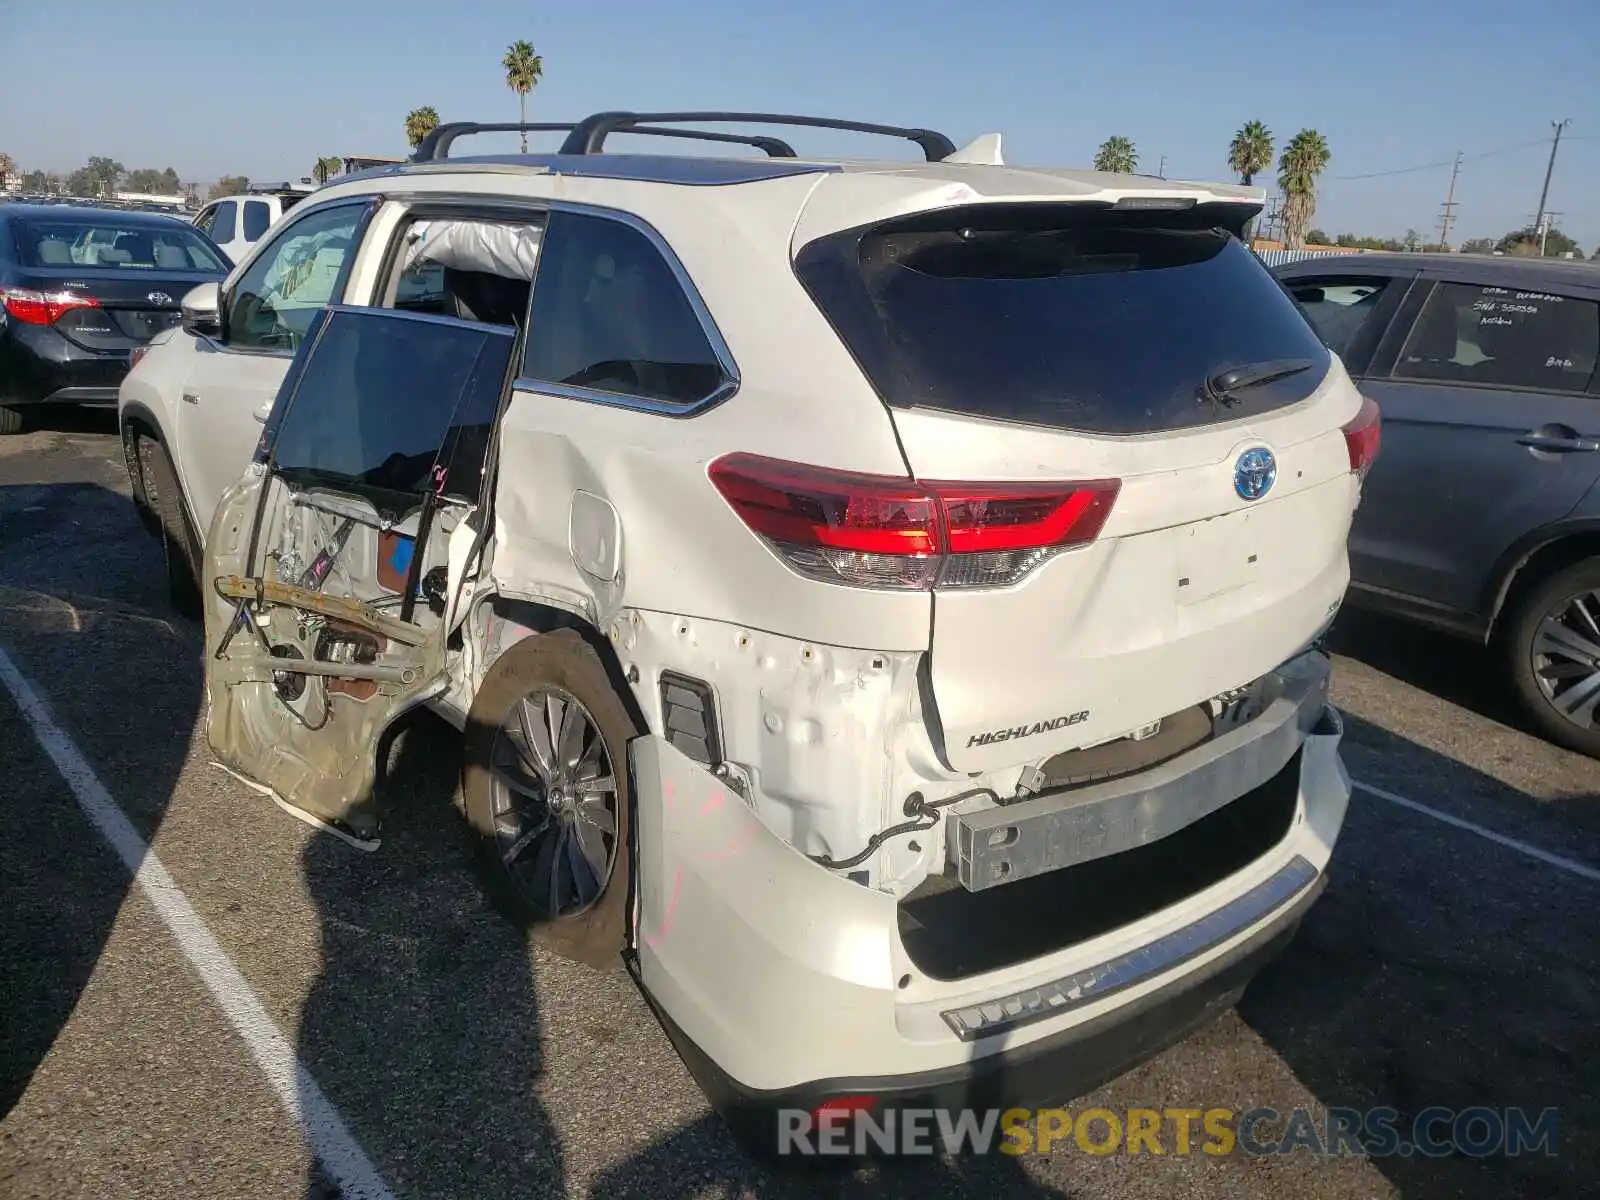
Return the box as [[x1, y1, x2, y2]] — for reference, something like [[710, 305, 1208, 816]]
[[559, 111, 956, 161]]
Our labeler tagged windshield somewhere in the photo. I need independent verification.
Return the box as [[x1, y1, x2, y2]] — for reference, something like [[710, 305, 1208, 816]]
[[794, 203, 1331, 435], [16, 217, 228, 273]]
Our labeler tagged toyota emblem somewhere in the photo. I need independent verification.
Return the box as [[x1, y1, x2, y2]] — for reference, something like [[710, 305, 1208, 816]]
[[148, 291, 174, 305]]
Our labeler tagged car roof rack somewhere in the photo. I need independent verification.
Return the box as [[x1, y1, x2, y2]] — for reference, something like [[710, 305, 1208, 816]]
[[413, 121, 799, 163], [562, 112, 956, 162], [412, 112, 958, 164]]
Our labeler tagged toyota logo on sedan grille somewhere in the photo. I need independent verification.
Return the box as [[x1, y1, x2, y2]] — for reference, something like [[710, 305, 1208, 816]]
[[1234, 447, 1277, 501], [147, 291, 174, 305]]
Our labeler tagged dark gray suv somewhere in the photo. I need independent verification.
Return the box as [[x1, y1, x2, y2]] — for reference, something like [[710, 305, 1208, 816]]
[[1275, 253, 1600, 757]]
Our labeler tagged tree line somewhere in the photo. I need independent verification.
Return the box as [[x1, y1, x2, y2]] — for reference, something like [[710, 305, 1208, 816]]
[[1094, 122, 1330, 249]]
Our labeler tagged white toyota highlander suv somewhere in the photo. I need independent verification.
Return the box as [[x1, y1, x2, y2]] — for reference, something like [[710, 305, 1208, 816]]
[[118, 111, 1378, 1153]]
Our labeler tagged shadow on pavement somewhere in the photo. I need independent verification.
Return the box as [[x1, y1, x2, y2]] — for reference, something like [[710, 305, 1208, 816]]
[[13, 407, 119, 438], [1242, 712, 1598, 1200], [297, 711, 565, 1198], [0, 480, 200, 1118], [586, 1113, 1072, 1199], [1326, 607, 1522, 729]]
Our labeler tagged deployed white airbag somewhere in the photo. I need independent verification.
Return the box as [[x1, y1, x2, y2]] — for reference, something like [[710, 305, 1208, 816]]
[[402, 219, 542, 281]]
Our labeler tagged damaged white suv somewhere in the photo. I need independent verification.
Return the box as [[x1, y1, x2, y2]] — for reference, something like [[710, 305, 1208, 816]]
[[119, 112, 1378, 1151]]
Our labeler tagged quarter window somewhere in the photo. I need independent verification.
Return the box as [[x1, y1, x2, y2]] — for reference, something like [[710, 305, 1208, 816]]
[[225, 202, 367, 352], [521, 211, 727, 408], [1392, 281, 1599, 393], [211, 201, 237, 244], [1286, 277, 1394, 357]]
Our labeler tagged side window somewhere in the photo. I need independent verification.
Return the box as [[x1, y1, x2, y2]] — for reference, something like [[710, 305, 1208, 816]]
[[193, 206, 216, 237], [264, 307, 515, 512], [1287, 277, 1394, 357], [521, 211, 728, 407], [211, 201, 237, 244], [225, 202, 367, 352], [382, 217, 541, 326], [242, 200, 272, 242], [1392, 282, 1600, 393]]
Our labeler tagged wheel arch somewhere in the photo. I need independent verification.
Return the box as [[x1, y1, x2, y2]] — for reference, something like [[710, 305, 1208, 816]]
[[473, 593, 653, 737], [1485, 519, 1600, 641]]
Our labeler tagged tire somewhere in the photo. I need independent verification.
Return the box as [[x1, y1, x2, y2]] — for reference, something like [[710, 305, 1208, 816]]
[[143, 442, 203, 619], [0, 406, 23, 435], [1502, 557, 1600, 758], [126, 429, 163, 536], [461, 628, 640, 968]]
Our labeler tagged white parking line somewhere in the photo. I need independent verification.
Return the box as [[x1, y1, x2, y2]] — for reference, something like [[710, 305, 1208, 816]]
[[1355, 780, 1600, 884], [0, 643, 397, 1200]]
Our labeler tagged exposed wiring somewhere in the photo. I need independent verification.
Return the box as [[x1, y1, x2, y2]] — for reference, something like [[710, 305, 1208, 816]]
[[809, 786, 1001, 872]]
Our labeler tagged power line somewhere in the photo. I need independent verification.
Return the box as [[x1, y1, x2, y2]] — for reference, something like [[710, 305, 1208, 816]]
[[1329, 137, 1549, 181]]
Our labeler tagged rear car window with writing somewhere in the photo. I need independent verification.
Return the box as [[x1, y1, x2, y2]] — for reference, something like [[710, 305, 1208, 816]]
[[1394, 282, 1599, 393]]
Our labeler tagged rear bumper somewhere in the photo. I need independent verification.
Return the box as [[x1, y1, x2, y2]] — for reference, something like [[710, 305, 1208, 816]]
[[1, 327, 129, 405], [630, 673, 1351, 1145], [652, 866, 1324, 1156]]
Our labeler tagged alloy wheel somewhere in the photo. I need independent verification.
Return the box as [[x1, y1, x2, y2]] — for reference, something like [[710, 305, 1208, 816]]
[[488, 687, 619, 918], [1530, 590, 1600, 732]]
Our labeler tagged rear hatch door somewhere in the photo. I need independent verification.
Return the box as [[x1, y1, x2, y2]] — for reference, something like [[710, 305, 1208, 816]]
[[795, 200, 1371, 772]]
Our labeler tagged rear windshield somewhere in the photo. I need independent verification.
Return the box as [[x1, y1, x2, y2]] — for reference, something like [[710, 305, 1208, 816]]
[[15, 218, 228, 273], [794, 203, 1331, 434]]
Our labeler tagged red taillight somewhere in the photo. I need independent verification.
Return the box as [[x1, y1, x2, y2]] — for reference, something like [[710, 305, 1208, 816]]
[[1, 287, 100, 326], [709, 453, 1120, 590], [1342, 396, 1381, 476]]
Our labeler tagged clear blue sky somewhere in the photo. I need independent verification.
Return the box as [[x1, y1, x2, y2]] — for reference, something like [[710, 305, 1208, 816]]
[[4, 0, 1597, 248]]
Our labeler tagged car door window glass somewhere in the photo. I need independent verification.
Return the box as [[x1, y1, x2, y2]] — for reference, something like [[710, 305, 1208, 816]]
[[521, 211, 726, 407], [226, 203, 366, 352], [1288, 278, 1393, 357], [212, 201, 237, 244], [264, 307, 514, 516], [194, 207, 216, 237], [242, 200, 272, 242], [1393, 282, 1600, 393], [385, 217, 541, 326]]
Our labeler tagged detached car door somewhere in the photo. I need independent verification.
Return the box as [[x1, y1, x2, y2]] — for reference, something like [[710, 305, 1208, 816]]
[[1354, 277, 1600, 614], [202, 304, 514, 845], [174, 198, 375, 542]]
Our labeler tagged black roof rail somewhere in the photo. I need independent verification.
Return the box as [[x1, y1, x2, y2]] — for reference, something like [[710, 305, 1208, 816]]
[[559, 111, 957, 162], [412, 120, 798, 162]]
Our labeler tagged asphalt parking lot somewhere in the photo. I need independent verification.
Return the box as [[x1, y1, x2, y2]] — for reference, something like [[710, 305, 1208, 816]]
[[0, 412, 1595, 1200]]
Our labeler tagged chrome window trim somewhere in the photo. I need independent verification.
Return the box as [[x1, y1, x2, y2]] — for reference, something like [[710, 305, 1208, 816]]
[[513, 199, 740, 419]]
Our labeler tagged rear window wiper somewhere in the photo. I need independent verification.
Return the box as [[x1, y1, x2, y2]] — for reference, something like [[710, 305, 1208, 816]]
[[1198, 358, 1317, 407]]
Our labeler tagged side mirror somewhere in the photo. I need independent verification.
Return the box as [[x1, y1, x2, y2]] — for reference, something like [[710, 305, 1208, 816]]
[[181, 282, 222, 339]]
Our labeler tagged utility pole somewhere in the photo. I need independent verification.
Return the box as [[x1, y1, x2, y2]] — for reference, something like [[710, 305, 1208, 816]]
[[1533, 118, 1570, 248], [1157, 154, 1167, 179], [1436, 150, 1462, 250], [1540, 212, 1564, 256]]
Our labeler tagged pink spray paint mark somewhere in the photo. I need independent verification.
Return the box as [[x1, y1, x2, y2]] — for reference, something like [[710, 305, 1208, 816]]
[[699, 789, 726, 816], [643, 865, 684, 949], [698, 822, 758, 863]]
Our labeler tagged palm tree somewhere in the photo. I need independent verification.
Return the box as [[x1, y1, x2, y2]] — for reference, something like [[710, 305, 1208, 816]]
[[1093, 136, 1137, 174], [1277, 129, 1332, 250], [1226, 121, 1273, 186], [405, 106, 441, 152], [312, 156, 343, 185], [502, 40, 544, 151]]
